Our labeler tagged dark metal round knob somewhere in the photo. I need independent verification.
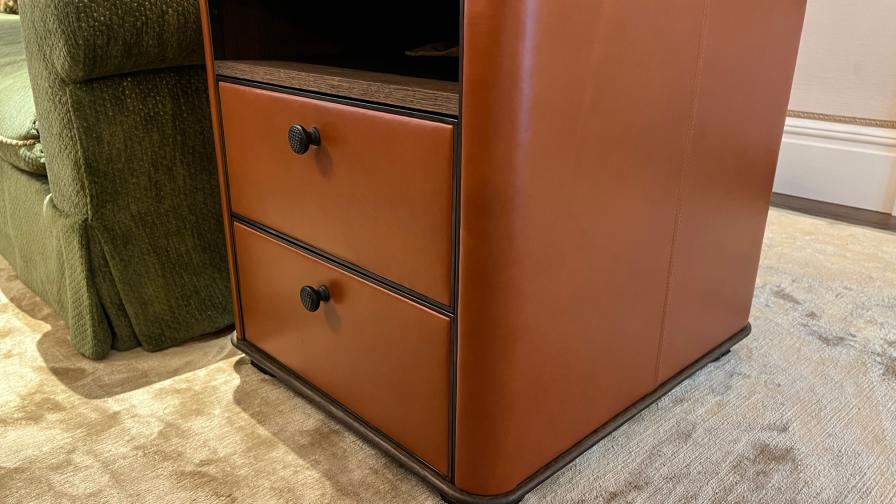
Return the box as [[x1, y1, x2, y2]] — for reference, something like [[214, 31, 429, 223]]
[[299, 285, 330, 313], [288, 124, 321, 155]]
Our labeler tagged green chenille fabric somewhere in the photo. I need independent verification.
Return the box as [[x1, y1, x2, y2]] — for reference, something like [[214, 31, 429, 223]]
[[0, 160, 111, 352], [0, 14, 44, 175], [7, 0, 233, 358], [20, 0, 204, 84]]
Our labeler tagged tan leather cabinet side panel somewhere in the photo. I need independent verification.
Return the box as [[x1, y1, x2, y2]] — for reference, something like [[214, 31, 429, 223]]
[[656, 0, 807, 382], [199, 1, 242, 337], [233, 224, 451, 474], [456, 0, 709, 495], [456, 0, 806, 495]]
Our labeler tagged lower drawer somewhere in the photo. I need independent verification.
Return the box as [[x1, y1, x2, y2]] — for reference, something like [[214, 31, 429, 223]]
[[232, 223, 451, 474]]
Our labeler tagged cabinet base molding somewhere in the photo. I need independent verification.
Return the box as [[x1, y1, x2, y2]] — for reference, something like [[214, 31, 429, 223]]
[[234, 324, 751, 504]]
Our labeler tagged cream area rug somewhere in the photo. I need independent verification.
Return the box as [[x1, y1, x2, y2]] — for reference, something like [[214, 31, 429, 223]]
[[1, 208, 894, 503]]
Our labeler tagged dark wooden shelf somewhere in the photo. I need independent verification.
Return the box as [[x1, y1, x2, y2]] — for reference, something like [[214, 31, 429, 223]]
[[215, 60, 460, 116]]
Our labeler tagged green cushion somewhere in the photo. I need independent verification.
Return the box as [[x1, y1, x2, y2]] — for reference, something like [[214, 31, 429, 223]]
[[17, 0, 204, 84], [0, 13, 44, 175]]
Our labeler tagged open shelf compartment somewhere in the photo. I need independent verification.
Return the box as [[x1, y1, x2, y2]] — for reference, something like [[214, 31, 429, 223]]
[[208, 1, 461, 115]]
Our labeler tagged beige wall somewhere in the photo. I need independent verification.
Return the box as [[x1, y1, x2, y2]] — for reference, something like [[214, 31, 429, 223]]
[[788, 0, 896, 125]]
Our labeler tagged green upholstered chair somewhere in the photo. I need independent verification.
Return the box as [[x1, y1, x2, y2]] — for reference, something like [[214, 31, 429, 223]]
[[0, 2, 231, 359]]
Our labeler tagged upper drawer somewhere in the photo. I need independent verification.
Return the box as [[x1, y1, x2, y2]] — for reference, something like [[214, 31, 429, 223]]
[[219, 83, 455, 305]]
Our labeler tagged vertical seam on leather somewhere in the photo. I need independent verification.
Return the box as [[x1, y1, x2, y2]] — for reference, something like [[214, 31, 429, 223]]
[[653, 0, 712, 385]]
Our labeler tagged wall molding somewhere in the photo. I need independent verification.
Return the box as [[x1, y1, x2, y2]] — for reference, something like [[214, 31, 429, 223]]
[[774, 117, 896, 216]]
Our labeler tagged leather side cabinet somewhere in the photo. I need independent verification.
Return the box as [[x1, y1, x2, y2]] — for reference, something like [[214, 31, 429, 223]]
[[199, 1, 808, 502]]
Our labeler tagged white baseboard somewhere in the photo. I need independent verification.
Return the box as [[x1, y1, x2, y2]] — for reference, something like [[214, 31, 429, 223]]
[[774, 117, 896, 216]]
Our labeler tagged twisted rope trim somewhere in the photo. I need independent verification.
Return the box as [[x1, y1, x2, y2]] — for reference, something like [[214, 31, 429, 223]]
[[788, 110, 896, 130], [0, 135, 38, 147]]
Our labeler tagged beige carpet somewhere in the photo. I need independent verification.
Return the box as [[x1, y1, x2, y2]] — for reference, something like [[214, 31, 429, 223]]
[[1, 208, 894, 503]]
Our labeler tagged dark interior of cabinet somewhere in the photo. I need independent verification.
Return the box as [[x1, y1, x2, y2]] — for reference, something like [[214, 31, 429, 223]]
[[208, 1, 461, 82]]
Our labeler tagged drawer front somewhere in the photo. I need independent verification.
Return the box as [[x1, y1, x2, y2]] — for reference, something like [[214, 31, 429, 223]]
[[233, 223, 451, 474], [220, 83, 455, 305]]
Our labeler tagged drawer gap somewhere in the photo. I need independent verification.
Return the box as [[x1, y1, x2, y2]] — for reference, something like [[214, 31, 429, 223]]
[[233, 213, 454, 317]]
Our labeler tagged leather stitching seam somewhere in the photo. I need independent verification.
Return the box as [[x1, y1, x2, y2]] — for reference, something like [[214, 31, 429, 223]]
[[653, 0, 712, 385]]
